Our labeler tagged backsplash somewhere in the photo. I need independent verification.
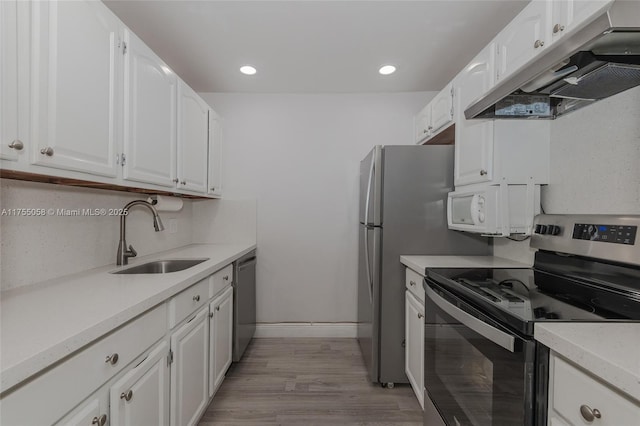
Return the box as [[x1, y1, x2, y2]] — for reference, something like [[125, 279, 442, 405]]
[[0, 179, 193, 290], [494, 85, 640, 264]]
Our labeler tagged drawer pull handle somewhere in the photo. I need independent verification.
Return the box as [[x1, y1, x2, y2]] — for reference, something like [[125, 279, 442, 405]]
[[223, 275, 229, 281], [418, 313, 424, 319], [409, 280, 416, 286], [121, 390, 133, 402], [105, 353, 119, 365], [92, 414, 107, 426], [193, 295, 201, 302], [580, 405, 601, 422]]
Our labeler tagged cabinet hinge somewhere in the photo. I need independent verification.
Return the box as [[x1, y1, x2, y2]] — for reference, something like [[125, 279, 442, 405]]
[[167, 349, 174, 366]]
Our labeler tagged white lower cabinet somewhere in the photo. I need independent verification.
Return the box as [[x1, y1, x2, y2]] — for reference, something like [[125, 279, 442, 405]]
[[56, 392, 109, 426], [110, 341, 170, 426], [209, 286, 234, 397], [405, 290, 424, 410], [548, 352, 640, 426], [170, 306, 210, 426]]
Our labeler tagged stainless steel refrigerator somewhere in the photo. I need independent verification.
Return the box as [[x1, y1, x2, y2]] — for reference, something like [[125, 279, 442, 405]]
[[357, 145, 489, 387]]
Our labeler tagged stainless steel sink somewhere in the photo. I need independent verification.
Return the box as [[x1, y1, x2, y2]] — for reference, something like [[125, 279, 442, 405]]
[[112, 258, 209, 274]]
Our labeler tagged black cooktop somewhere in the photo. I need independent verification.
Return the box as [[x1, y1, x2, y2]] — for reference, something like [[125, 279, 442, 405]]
[[426, 251, 640, 337]]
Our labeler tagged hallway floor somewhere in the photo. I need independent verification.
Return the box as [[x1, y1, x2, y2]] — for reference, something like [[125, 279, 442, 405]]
[[198, 338, 423, 425]]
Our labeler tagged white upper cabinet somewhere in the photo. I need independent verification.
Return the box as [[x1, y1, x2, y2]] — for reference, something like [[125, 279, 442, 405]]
[[550, 0, 614, 42], [207, 109, 223, 197], [177, 80, 209, 194], [414, 103, 432, 144], [454, 44, 496, 186], [122, 28, 177, 188], [0, 0, 20, 162], [430, 82, 454, 134], [496, 0, 552, 83], [29, 0, 120, 177]]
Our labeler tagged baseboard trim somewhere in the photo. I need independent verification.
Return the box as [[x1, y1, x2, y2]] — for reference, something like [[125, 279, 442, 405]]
[[255, 322, 357, 338]]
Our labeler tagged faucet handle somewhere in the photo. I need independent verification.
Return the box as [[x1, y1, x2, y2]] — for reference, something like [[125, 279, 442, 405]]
[[127, 245, 138, 258]]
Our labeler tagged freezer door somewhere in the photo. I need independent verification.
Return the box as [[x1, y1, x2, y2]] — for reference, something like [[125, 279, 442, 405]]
[[359, 146, 383, 226], [357, 224, 381, 382]]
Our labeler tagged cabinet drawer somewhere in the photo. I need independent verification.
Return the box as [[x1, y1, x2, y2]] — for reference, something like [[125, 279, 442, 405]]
[[405, 268, 424, 303], [169, 278, 208, 328], [209, 264, 233, 299], [0, 304, 166, 426], [550, 353, 640, 426]]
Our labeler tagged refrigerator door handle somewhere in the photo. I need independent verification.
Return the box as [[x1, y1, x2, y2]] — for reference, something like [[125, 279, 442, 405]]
[[364, 158, 375, 304]]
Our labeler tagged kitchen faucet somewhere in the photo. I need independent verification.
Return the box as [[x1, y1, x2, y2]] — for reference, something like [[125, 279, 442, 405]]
[[116, 200, 165, 266]]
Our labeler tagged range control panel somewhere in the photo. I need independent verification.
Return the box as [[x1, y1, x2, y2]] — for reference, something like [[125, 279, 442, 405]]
[[531, 214, 640, 267], [572, 223, 637, 245]]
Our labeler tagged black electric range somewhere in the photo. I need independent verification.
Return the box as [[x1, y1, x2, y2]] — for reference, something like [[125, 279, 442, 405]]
[[422, 214, 640, 426]]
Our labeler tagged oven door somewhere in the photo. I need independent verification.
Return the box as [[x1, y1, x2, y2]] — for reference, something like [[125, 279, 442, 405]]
[[424, 278, 536, 426]]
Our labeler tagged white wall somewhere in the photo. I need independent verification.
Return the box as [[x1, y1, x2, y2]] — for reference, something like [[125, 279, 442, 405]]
[[494, 86, 640, 263], [200, 92, 435, 323], [0, 180, 193, 290], [192, 198, 257, 245]]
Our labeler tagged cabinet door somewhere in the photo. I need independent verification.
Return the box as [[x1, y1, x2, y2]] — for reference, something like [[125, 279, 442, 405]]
[[207, 109, 223, 196], [430, 83, 454, 133], [209, 286, 233, 397], [0, 0, 20, 162], [414, 104, 431, 144], [496, 0, 551, 82], [405, 291, 424, 410], [29, 0, 120, 176], [123, 29, 177, 188], [176, 80, 208, 194], [551, 0, 613, 42], [170, 307, 209, 426], [56, 392, 109, 426], [454, 44, 495, 186], [110, 341, 170, 426]]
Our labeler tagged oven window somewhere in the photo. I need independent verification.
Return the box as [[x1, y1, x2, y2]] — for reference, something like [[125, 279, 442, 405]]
[[435, 321, 495, 426]]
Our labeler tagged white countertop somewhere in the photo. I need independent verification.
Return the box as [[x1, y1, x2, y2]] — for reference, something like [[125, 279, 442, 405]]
[[400, 255, 531, 275], [535, 323, 640, 401], [0, 243, 255, 393]]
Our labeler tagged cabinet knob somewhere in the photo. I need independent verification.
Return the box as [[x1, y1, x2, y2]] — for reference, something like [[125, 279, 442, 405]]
[[193, 295, 200, 302], [209, 312, 214, 318], [210, 187, 216, 191], [423, 129, 428, 134], [553, 23, 565, 34], [409, 280, 416, 286], [216, 306, 220, 311], [120, 390, 133, 402], [417, 313, 424, 319], [105, 353, 119, 365], [40, 147, 54, 156], [223, 275, 229, 281], [479, 169, 488, 176], [180, 180, 187, 185], [8, 140, 23, 151], [172, 178, 179, 183], [534, 39, 545, 49], [579, 405, 601, 422], [427, 125, 433, 130], [92, 414, 107, 426]]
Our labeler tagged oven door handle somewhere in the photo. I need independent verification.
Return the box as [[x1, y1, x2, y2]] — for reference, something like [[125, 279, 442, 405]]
[[425, 284, 516, 353]]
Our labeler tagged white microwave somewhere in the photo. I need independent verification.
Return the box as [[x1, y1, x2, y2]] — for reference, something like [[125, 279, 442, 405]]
[[447, 184, 540, 236]]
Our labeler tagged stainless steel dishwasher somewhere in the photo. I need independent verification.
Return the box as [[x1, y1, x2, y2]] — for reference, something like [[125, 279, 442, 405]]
[[233, 250, 256, 362]]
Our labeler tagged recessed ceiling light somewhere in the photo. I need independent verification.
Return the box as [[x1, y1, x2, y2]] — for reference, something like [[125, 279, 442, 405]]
[[240, 65, 257, 75], [379, 65, 396, 75]]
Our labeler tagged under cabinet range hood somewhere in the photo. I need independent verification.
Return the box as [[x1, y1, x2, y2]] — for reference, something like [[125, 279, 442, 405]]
[[465, 1, 640, 120]]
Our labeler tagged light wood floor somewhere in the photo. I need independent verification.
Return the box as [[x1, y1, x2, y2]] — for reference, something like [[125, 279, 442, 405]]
[[198, 338, 423, 426]]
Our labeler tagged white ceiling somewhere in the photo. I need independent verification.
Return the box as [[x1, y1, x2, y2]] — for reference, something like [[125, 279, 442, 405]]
[[104, 0, 530, 93]]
